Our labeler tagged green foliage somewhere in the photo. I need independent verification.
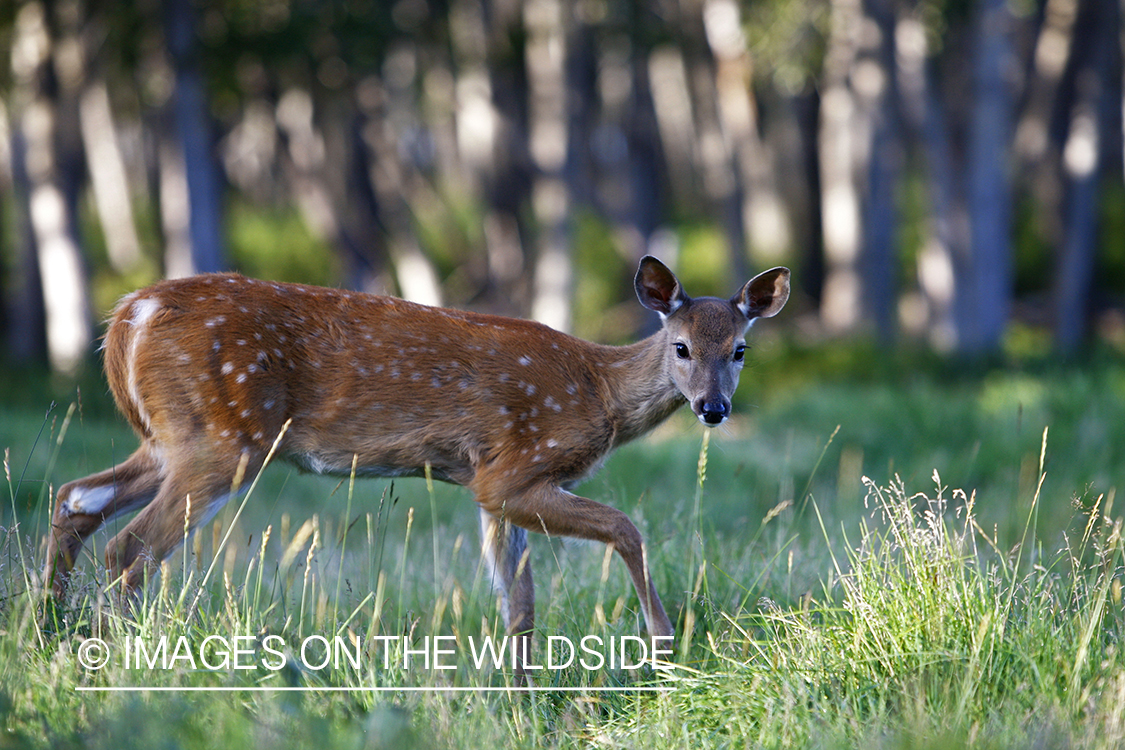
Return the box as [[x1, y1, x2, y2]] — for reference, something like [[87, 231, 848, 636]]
[[1012, 192, 1053, 297], [227, 198, 341, 285], [572, 211, 631, 343], [677, 223, 731, 298], [1097, 178, 1125, 293], [744, 0, 829, 93]]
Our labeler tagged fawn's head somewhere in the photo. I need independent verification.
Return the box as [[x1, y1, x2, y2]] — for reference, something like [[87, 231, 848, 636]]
[[635, 256, 790, 426]]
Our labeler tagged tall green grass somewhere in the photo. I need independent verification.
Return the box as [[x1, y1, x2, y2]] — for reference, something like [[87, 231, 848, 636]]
[[1, 359, 1124, 748]]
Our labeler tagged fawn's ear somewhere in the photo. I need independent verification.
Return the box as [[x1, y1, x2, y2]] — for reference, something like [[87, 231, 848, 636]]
[[732, 267, 791, 321], [635, 256, 689, 318]]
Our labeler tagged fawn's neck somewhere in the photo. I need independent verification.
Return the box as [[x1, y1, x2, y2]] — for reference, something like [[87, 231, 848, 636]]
[[597, 332, 686, 446]]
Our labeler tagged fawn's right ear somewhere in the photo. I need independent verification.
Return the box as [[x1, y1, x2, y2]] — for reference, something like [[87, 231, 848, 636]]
[[635, 256, 689, 318]]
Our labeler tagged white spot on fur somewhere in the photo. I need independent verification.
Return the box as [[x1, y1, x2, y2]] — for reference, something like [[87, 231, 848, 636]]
[[222, 362, 234, 375], [518, 355, 532, 366]]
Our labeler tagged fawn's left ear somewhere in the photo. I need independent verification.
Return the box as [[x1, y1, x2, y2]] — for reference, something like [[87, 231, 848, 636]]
[[635, 256, 690, 318], [732, 267, 791, 321]]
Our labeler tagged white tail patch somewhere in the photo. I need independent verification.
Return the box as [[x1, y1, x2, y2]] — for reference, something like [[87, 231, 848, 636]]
[[126, 297, 161, 432]]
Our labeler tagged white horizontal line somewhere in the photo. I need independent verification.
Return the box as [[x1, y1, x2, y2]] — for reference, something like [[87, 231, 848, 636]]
[[76, 685, 676, 693]]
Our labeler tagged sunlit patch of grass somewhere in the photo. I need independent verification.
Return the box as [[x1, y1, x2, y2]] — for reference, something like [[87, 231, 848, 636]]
[[647, 440, 1125, 749]]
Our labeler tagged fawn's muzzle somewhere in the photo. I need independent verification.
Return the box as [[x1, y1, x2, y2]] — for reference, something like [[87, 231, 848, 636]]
[[696, 397, 730, 425]]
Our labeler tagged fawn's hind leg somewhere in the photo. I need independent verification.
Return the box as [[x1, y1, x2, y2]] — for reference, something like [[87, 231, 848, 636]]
[[102, 448, 260, 592], [479, 506, 535, 674], [45, 444, 164, 598]]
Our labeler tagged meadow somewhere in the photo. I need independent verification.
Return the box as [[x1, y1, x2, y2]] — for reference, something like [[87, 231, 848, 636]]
[[1, 346, 1124, 748]]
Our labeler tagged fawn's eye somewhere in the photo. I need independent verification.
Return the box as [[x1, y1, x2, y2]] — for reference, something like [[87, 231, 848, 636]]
[[675, 343, 690, 360], [733, 345, 746, 362]]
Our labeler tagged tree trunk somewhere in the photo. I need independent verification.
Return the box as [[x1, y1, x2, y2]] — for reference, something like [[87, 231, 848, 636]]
[[526, 0, 575, 332], [794, 88, 825, 307], [10, 0, 92, 375], [703, 0, 790, 268], [80, 76, 143, 273], [818, 0, 866, 334], [359, 44, 443, 306], [919, 64, 964, 350], [648, 45, 699, 214], [6, 117, 48, 365], [1054, 0, 1118, 350], [163, 0, 224, 274], [959, 0, 1015, 354], [859, 0, 901, 343]]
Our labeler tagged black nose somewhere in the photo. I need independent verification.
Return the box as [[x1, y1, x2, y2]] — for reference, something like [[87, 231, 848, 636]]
[[698, 398, 730, 425]]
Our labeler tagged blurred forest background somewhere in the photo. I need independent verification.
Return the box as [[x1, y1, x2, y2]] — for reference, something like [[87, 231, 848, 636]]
[[1, 0, 1124, 379]]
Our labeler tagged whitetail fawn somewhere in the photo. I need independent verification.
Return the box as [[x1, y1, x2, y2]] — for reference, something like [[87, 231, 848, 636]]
[[45, 256, 789, 669]]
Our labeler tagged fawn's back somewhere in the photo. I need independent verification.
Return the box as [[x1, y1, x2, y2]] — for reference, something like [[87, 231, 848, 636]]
[[107, 273, 657, 489]]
